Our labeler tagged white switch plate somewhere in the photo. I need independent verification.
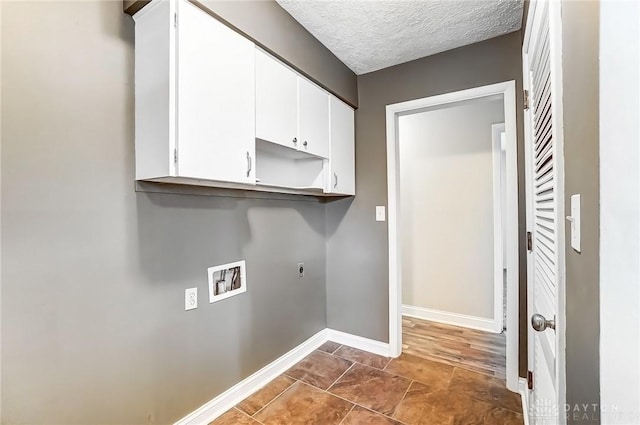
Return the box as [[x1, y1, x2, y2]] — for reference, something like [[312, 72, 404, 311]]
[[185, 287, 198, 311], [376, 206, 386, 222], [567, 194, 581, 252]]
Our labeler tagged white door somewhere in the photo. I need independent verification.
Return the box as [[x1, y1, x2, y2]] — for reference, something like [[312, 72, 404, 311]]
[[255, 49, 298, 150], [327, 97, 355, 195], [298, 77, 330, 159], [177, 0, 255, 184], [523, 1, 566, 424]]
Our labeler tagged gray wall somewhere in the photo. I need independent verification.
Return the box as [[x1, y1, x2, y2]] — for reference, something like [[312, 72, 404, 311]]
[[198, 0, 358, 107], [560, 1, 601, 422], [124, 0, 358, 107], [325, 31, 528, 376], [1, 1, 333, 424]]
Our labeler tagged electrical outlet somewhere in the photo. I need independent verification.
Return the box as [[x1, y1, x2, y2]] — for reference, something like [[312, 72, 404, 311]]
[[297, 263, 305, 278], [185, 287, 197, 311]]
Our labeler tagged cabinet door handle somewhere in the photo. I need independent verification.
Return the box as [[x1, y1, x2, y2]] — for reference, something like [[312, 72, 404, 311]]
[[333, 172, 338, 189], [246, 151, 252, 177], [303, 141, 308, 148], [293, 137, 297, 145]]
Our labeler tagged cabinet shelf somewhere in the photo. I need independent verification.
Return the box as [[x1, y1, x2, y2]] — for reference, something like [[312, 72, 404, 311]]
[[255, 138, 325, 190]]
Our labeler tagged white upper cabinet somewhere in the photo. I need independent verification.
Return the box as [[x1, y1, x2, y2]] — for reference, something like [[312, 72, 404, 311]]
[[297, 77, 330, 159], [255, 49, 298, 150], [133, 0, 354, 196], [177, 0, 255, 184], [327, 97, 355, 195], [134, 0, 255, 185]]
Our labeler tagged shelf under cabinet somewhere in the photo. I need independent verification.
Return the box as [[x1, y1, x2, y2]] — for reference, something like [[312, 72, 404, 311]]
[[255, 139, 326, 191]]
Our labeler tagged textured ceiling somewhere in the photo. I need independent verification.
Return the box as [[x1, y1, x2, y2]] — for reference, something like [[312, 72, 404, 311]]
[[276, 0, 524, 75]]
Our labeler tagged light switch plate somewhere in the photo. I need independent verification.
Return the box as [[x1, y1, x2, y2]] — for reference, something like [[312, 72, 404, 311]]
[[185, 287, 198, 311], [376, 206, 386, 222], [568, 194, 581, 252]]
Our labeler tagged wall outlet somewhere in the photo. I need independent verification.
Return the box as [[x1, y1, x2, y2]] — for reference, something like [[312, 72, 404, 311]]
[[297, 263, 305, 278], [185, 287, 197, 311]]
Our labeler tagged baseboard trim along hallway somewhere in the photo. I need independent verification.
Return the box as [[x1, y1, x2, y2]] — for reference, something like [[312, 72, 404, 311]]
[[173, 328, 390, 425], [402, 304, 502, 334]]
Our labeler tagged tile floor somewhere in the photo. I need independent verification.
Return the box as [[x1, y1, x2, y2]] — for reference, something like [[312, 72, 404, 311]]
[[210, 334, 523, 424]]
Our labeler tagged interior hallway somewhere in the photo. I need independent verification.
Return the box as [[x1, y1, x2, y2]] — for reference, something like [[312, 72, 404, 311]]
[[211, 318, 522, 424]]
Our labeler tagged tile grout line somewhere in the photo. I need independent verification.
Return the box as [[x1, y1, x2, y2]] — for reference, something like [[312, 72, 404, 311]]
[[323, 351, 410, 425], [336, 404, 356, 425], [232, 407, 266, 425], [249, 378, 298, 419], [389, 379, 414, 419], [320, 386, 410, 425], [326, 362, 356, 392]]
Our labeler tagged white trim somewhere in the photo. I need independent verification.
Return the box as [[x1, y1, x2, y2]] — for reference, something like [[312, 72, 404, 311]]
[[174, 329, 328, 425], [402, 305, 500, 334], [173, 328, 390, 425], [385, 80, 520, 390], [519, 378, 531, 425], [326, 329, 391, 357], [549, 1, 567, 422], [491, 122, 506, 334]]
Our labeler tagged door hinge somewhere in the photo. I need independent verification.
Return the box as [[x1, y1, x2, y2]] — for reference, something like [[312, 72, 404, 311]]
[[523, 89, 530, 110], [527, 370, 534, 390], [174, 12, 178, 28], [173, 148, 178, 164], [527, 231, 533, 251]]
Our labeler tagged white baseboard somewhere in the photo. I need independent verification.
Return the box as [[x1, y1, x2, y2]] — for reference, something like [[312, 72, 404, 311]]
[[174, 329, 328, 425], [519, 378, 530, 425], [326, 329, 390, 357], [402, 304, 501, 334], [174, 328, 390, 425]]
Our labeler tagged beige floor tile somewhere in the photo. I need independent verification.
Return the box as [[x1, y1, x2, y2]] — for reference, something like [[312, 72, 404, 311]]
[[393, 382, 491, 425], [284, 350, 353, 390], [329, 363, 411, 416], [334, 345, 391, 369], [208, 408, 260, 425], [317, 341, 342, 354], [384, 353, 454, 391], [237, 375, 296, 416], [448, 367, 522, 413], [254, 381, 353, 425], [341, 406, 402, 424]]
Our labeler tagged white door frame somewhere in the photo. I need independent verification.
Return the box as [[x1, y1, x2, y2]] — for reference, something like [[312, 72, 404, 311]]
[[385, 81, 520, 392], [492, 122, 507, 334]]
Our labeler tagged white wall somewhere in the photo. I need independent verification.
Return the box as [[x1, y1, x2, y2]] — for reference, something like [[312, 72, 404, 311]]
[[398, 98, 504, 320], [599, 1, 640, 423]]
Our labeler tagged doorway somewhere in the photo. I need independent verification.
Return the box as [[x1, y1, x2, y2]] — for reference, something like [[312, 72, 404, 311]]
[[385, 81, 520, 392]]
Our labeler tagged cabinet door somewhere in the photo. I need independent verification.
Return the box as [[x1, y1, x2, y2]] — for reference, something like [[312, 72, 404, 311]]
[[298, 77, 330, 159], [255, 49, 298, 149], [176, 0, 255, 184], [327, 97, 355, 195]]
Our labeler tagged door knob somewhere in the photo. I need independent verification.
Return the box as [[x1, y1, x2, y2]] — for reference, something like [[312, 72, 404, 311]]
[[531, 313, 555, 332]]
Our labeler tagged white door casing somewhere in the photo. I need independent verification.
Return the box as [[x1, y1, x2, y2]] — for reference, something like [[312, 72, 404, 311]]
[[385, 81, 520, 392], [522, 1, 567, 424]]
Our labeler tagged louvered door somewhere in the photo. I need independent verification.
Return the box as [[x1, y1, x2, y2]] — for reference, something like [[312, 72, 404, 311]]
[[523, 1, 565, 424]]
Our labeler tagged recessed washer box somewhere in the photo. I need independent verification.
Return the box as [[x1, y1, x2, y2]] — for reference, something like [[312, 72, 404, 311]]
[[208, 260, 247, 303]]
